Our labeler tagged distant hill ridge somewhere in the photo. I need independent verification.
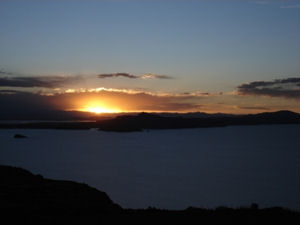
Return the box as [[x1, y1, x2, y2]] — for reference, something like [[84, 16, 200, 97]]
[[0, 110, 300, 131], [98, 110, 300, 132]]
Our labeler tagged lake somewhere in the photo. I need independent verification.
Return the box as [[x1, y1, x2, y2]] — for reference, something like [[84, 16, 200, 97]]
[[0, 125, 300, 210]]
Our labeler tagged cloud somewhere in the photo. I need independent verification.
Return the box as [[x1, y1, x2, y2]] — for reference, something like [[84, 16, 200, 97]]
[[141, 73, 173, 79], [0, 76, 82, 88], [60, 87, 213, 99], [0, 69, 13, 75], [0, 70, 172, 89], [250, 0, 300, 8], [98, 72, 172, 80], [98, 73, 139, 79], [0, 89, 22, 94], [238, 106, 270, 110], [178, 91, 212, 97], [0, 87, 203, 115], [237, 77, 300, 99], [251, 1, 272, 5], [0, 91, 58, 115], [280, 4, 300, 8]]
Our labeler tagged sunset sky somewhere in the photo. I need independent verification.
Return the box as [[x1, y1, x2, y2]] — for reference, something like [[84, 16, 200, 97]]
[[0, 0, 300, 114]]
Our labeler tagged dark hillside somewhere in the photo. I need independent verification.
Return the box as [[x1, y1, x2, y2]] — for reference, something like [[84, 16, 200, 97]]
[[0, 165, 299, 225]]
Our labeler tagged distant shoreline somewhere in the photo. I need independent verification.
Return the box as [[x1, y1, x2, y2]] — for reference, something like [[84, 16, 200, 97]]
[[0, 110, 300, 132]]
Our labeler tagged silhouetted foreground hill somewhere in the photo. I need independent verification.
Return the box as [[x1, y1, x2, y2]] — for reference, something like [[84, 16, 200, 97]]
[[1, 165, 299, 225], [0, 165, 120, 225], [1, 110, 300, 131]]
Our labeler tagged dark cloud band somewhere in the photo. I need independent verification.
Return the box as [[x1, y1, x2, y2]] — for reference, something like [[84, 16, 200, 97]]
[[0, 76, 81, 88], [237, 77, 300, 98], [98, 73, 139, 79]]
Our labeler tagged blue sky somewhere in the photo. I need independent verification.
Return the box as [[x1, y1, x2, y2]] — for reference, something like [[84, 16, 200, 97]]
[[0, 0, 300, 113]]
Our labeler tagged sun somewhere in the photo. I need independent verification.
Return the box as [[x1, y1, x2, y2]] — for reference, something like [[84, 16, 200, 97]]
[[84, 106, 120, 114], [79, 101, 121, 114]]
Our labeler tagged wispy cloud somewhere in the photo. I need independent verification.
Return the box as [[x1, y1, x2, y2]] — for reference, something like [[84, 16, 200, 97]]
[[98, 72, 172, 80], [0, 69, 13, 76], [251, 1, 272, 5], [237, 77, 300, 99], [60, 87, 214, 99], [141, 73, 172, 79], [250, 0, 300, 8], [238, 106, 270, 110], [280, 4, 300, 8]]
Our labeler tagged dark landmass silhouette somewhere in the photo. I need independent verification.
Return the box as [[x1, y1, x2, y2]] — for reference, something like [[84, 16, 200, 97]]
[[13, 134, 27, 138], [0, 109, 114, 121], [0, 165, 120, 225], [1, 165, 299, 225], [0, 110, 300, 131], [98, 110, 300, 132]]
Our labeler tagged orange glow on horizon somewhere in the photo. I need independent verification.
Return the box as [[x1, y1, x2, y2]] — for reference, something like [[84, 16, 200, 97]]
[[58, 90, 300, 115]]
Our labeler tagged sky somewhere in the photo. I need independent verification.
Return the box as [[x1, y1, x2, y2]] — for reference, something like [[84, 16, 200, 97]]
[[0, 0, 300, 114]]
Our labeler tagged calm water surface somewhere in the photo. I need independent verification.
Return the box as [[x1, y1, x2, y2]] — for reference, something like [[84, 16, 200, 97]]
[[0, 125, 299, 210]]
